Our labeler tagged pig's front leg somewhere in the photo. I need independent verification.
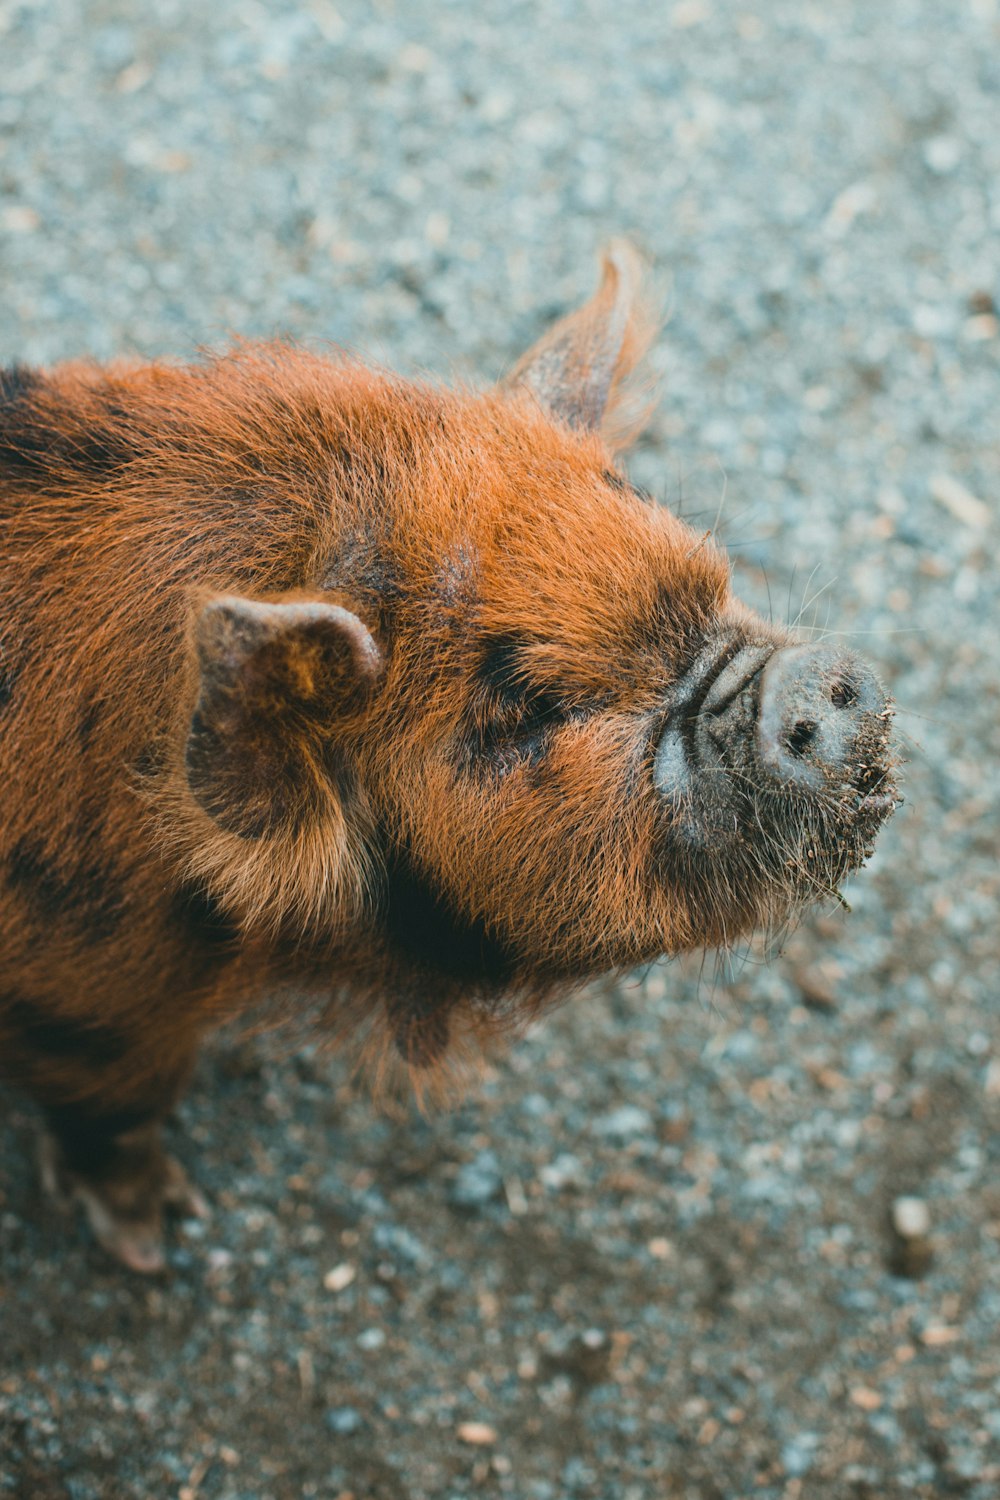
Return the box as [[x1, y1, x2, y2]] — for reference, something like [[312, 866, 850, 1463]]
[[39, 1075, 207, 1274]]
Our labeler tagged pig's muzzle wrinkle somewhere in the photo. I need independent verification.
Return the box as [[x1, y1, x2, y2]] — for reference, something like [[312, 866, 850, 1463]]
[[653, 641, 772, 796], [651, 640, 772, 852]]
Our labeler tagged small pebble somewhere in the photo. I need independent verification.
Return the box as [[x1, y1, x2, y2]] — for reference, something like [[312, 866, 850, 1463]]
[[539, 1153, 585, 1191], [457, 1421, 497, 1445], [594, 1105, 652, 1139], [891, 1196, 931, 1241], [323, 1263, 356, 1293], [923, 135, 961, 174], [920, 1325, 961, 1347], [781, 1433, 820, 1478], [325, 1407, 363, 1436], [889, 1196, 934, 1277], [450, 1150, 503, 1208]]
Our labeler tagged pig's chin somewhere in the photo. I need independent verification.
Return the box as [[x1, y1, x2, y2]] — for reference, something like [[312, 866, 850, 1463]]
[[652, 632, 899, 927]]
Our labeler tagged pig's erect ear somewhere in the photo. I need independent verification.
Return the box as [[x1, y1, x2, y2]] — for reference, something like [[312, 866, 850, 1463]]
[[185, 596, 381, 839], [504, 239, 656, 445]]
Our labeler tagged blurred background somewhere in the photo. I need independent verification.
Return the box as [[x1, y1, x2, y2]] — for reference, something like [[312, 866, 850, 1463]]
[[1, 1, 998, 1497]]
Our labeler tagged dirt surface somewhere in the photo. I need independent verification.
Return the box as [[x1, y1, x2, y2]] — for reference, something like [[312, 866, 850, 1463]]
[[1, 1, 999, 1496]]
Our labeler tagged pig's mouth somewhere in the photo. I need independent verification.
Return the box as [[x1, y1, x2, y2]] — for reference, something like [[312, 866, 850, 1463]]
[[653, 633, 899, 904]]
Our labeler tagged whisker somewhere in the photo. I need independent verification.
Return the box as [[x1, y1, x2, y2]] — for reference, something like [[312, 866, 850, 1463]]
[[892, 705, 946, 727], [791, 624, 929, 638], [711, 459, 729, 538], [790, 569, 836, 632]]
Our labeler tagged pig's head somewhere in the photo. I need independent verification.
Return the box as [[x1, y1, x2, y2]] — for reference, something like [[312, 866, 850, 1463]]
[[176, 245, 898, 1076]]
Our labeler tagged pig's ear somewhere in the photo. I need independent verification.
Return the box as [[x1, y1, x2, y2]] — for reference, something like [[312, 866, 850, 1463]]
[[504, 239, 657, 447], [185, 596, 381, 839]]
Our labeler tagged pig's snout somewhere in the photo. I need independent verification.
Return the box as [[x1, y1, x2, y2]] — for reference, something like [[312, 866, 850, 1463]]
[[653, 636, 897, 857], [756, 644, 891, 799]]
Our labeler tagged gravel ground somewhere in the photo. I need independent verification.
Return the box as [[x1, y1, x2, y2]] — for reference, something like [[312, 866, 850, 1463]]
[[1, 1, 999, 1497]]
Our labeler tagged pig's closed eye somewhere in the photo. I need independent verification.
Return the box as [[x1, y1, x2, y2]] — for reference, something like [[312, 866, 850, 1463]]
[[475, 633, 537, 709], [463, 634, 571, 775], [466, 683, 569, 777]]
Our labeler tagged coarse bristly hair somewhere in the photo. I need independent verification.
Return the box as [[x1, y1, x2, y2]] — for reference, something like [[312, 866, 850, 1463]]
[[0, 243, 897, 1130]]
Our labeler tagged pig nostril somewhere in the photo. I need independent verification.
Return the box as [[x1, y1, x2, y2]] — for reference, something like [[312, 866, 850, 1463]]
[[758, 645, 894, 796], [786, 720, 817, 758], [830, 679, 857, 709]]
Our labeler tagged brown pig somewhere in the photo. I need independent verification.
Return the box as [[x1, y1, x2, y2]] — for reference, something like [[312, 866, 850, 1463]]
[[0, 246, 898, 1269]]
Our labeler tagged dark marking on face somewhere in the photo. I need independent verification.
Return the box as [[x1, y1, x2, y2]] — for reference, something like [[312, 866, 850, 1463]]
[[168, 880, 241, 955], [380, 841, 519, 992], [626, 579, 713, 681], [463, 633, 570, 776], [5, 993, 128, 1067], [475, 633, 535, 709], [436, 546, 478, 616], [7, 836, 126, 941], [322, 528, 403, 619], [465, 714, 555, 779]]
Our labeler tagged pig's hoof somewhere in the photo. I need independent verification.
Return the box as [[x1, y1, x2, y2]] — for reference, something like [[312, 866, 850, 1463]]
[[39, 1134, 209, 1274]]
